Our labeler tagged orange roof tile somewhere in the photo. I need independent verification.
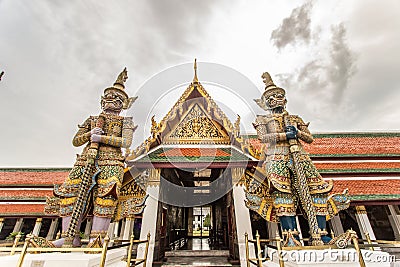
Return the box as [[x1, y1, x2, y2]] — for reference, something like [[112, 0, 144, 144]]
[[0, 171, 67, 185], [159, 148, 231, 157], [246, 134, 400, 157], [303, 136, 400, 156], [331, 179, 400, 195], [0, 190, 53, 198], [315, 162, 400, 171], [0, 204, 45, 215]]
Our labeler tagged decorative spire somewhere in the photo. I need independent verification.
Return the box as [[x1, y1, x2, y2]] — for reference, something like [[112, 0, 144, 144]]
[[114, 67, 128, 90], [193, 58, 198, 82]]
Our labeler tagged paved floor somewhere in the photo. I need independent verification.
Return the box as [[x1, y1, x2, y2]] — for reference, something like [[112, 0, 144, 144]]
[[186, 238, 210, 250]]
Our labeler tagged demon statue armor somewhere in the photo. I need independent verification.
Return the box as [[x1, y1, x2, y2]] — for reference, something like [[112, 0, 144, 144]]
[[246, 72, 350, 246], [45, 68, 137, 247]]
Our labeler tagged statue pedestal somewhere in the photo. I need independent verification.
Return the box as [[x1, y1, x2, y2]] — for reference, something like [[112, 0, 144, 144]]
[[0, 248, 126, 267], [266, 248, 392, 267]]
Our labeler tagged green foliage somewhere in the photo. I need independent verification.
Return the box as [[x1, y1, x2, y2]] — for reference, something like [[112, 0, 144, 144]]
[[5, 232, 25, 241]]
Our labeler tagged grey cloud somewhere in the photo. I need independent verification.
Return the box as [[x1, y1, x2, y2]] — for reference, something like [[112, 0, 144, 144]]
[[274, 22, 357, 131], [279, 23, 356, 104], [270, 2, 314, 50], [0, 0, 230, 166], [328, 23, 357, 102]]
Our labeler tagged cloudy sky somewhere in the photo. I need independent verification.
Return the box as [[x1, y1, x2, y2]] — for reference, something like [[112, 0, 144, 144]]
[[0, 0, 399, 167]]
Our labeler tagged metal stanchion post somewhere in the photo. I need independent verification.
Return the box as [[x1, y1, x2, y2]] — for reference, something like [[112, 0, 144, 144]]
[[10, 233, 21, 256], [16, 234, 31, 267], [352, 235, 366, 267], [126, 234, 135, 267], [99, 234, 110, 267], [245, 233, 250, 267]]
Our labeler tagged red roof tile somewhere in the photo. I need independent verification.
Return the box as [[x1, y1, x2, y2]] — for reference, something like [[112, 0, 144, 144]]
[[0, 204, 45, 215], [0, 190, 53, 198], [247, 135, 400, 157], [315, 162, 400, 170], [331, 179, 400, 195], [0, 171, 67, 185], [303, 137, 400, 156], [159, 148, 231, 157]]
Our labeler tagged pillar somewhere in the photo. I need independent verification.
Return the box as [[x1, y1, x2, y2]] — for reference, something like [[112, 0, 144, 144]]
[[46, 218, 59, 240], [13, 218, 23, 233], [267, 221, 279, 246], [232, 184, 256, 267], [137, 168, 160, 267], [295, 216, 305, 245], [387, 205, 400, 240], [84, 217, 93, 239], [187, 208, 193, 237], [0, 218, 4, 233], [123, 218, 135, 240], [330, 215, 344, 235], [355, 205, 377, 241], [107, 221, 116, 240], [32, 218, 43, 236], [113, 221, 120, 239], [119, 219, 126, 239]]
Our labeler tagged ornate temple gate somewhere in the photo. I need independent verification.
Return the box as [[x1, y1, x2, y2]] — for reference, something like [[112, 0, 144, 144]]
[[150, 167, 240, 262], [125, 63, 257, 266]]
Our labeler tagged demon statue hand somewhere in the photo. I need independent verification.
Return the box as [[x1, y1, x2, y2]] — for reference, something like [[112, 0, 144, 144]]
[[46, 68, 137, 247], [246, 72, 349, 246]]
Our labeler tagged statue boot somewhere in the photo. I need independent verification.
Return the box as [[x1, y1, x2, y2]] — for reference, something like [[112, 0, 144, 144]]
[[317, 215, 331, 244], [87, 216, 111, 248], [52, 216, 82, 248], [280, 216, 301, 247]]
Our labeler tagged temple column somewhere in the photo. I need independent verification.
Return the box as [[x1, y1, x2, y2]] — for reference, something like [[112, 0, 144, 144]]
[[84, 217, 93, 239], [387, 205, 400, 240], [32, 218, 43, 236], [137, 169, 160, 267], [13, 218, 23, 233], [187, 208, 193, 237], [330, 215, 344, 236], [46, 218, 59, 240], [267, 221, 279, 246], [107, 222, 116, 240], [232, 167, 255, 267], [295, 216, 305, 245], [119, 219, 126, 239], [233, 185, 256, 267], [123, 218, 135, 240], [355, 205, 377, 240], [113, 221, 120, 239], [0, 218, 4, 233]]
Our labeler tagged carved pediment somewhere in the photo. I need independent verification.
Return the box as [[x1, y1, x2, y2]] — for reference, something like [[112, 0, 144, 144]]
[[165, 103, 229, 144]]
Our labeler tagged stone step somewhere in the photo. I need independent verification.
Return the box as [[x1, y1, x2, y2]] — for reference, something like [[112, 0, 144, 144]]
[[165, 250, 229, 257], [161, 256, 232, 267]]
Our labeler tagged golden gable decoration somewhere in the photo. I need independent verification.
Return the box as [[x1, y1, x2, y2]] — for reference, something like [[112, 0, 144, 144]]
[[165, 103, 228, 144]]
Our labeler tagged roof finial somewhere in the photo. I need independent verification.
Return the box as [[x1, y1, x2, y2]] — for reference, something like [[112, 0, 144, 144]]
[[193, 58, 198, 82]]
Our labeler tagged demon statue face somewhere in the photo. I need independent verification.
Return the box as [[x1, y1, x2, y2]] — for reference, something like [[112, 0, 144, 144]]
[[254, 72, 287, 113]]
